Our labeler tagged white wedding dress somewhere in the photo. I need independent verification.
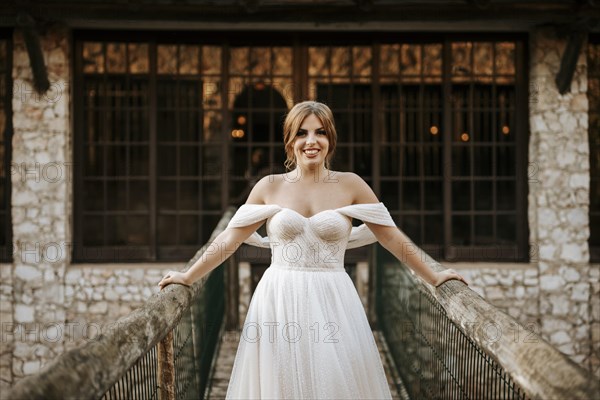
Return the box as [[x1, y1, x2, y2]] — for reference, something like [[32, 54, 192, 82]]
[[224, 202, 396, 400]]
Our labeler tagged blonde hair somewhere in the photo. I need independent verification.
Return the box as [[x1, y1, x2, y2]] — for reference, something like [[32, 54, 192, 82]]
[[282, 101, 337, 171]]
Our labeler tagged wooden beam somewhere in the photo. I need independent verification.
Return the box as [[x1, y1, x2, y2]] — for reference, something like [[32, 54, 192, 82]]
[[15, 12, 49, 94], [2, 2, 599, 25], [240, 0, 260, 14], [555, 30, 586, 94], [555, 17, 599, 94]]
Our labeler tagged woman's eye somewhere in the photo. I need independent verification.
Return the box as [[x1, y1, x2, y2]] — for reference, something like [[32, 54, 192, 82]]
[[296, 131, 306, 136], [317, 130, 327, 135]]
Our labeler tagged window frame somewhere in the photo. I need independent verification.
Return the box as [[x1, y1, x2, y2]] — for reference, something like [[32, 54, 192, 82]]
[[588, 33, 600, 263], [72, 30, 529, 263], [0, 29, 13, 263]]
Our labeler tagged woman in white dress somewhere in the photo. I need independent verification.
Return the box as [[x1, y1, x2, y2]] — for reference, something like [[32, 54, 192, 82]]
[[158, 101, 468, 399]]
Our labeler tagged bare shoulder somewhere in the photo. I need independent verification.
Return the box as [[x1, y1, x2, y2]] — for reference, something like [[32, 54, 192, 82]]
[[245, 174, 281, 204], [334, 171, 379, 204]]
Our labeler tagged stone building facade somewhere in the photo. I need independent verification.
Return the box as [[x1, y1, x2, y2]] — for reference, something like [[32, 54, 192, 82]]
[[0, 21, 598, 393]]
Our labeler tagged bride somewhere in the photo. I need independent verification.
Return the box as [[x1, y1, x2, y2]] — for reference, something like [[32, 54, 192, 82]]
[[158, 101, 468, 399]]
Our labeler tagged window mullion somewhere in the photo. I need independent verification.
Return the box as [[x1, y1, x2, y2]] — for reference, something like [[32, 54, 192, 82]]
[[442, 39, 453, 260], [149, 40, 158, 261]]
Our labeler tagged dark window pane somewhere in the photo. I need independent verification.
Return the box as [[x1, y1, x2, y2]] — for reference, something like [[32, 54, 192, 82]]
[[130, 145, 149, 176], [381, 182, 399, 210], [335, 113, 351, 144], [0, 215, 4, 246], [129, 107, 149, 142], [158, 215, 177, 245], [424, 181, 443, 210], [330, 85, 351, 109], [84, 180, 104, 211], [452, 181, 471, 211], [180, 216, 199, 245], [333, 146, 350, 171], [424, 215, 443, 245], [402, 181, 420, 211], [474, 146, 493, 176], [157, 110, 177, 142], [231, 146, 248, 177], [180, 181, 199, 210], [473, 98, 493, 143], [203, 180, 221, 211], [452, 215, 471, 245], [591, 215, 600, 246], [354, 147, 371, 177], [106, 146, 127, 176], [83, 216, 103, 246], [85, 145, 103, 176], [452, 146, 471, 176], [496, 146, 515, 176], [402, 146, 420, 176], [128, 216, 149, 245], [423, 146, 442, 176], [354, 111, 372, 143], [180, 145, 200, 176], [106, 107, 127, 143], [497, 180, 515, 211], [106, 215, 129, 245], [158, 145, 177, 176], [474, 215, 494, 245], [497, 214, 516, 243], [130, 181, 149, 211], [202, 215, 221, 242], [179, 109, 200, 142], [106, 180, 127, 211], [474, 181, 493, 210], [158, 180, 177, 211], [381, 146, 400, 176]]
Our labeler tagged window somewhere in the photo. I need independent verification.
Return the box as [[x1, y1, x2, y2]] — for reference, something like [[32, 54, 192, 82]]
[[74, 32, 528, 262], [0, 31, 12, 262], [74, 37, 225, 261], [307, 38, 527, 261], [588, 35, 600, 262], [229, 45, 293, 205]]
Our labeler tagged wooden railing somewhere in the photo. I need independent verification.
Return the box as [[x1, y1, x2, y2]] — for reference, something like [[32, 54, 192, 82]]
[[7, 207, 237, 400], [376, 242, 600, 400], [7, 206, 600, 400]]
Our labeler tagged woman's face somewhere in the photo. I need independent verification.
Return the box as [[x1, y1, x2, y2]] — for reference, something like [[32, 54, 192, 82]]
[[293, 113, 330, 169]]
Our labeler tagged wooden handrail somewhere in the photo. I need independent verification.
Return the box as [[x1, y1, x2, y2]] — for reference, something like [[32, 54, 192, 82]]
[[7, 207, 237, 400], [404, 246, 600, 400]]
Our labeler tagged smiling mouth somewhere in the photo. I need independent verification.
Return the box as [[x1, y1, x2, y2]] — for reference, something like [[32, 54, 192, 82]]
[[303, 149, 320, 155]]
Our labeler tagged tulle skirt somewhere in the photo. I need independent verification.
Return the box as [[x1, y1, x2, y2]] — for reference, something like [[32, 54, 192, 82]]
[[225, 264, 393, 400]]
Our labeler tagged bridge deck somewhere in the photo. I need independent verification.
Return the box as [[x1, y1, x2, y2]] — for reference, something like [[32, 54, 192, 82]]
[[205, 330, 405, 399]]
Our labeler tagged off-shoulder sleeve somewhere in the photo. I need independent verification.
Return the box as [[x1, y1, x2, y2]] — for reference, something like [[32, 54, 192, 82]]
[[336, 202, 397, 249], [226, 204, 282, 248]]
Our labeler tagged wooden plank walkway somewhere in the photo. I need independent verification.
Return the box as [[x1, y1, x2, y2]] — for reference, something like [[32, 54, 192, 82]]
[[205, 330, 406, 399]]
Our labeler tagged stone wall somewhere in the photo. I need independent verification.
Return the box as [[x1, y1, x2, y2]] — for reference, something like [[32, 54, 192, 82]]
[[528, 27, 596, 374], [3, 25, 598, 389], [452, 263, 540, 328], [9, 25, 71, 383], [591, 262, 600, 378], [62, 264, 169, 351], [0, 263, 14, 393]]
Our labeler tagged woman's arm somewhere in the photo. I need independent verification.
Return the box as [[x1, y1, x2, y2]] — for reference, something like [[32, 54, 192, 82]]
[[158, 175, 272, 289], [158, 220, 265, 289], [346, 173, 468, 287]]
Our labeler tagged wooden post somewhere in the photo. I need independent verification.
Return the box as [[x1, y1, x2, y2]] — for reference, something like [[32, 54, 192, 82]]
[[157, 330, 175, 400]]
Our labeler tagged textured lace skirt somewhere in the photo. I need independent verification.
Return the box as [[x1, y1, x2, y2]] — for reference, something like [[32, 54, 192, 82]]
[[225, 264, 393, 400]]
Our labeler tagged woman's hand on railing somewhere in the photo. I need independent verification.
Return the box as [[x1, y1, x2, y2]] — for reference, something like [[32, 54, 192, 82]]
[[433, 268, 469, 287], [158, 270, 192, 290]]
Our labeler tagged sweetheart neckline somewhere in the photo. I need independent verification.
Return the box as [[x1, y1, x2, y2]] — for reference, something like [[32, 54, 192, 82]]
[[260, 202, 384, 220]]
